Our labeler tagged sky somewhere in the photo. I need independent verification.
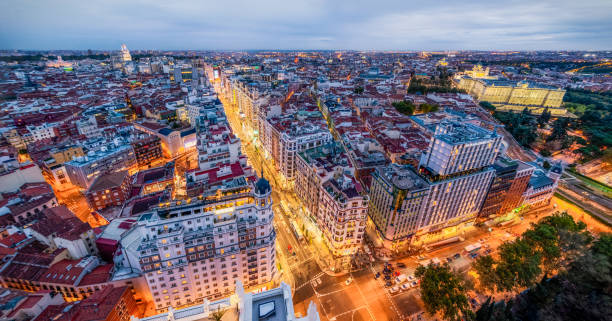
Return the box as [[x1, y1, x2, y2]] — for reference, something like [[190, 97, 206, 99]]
[[1, 0, 611, 51]]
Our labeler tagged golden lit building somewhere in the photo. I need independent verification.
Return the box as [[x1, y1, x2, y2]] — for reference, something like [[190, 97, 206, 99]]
[[457, 76, 567, 116]]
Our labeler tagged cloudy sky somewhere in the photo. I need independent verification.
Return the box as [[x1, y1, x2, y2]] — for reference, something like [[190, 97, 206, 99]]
[[1, 0, 611, 50]]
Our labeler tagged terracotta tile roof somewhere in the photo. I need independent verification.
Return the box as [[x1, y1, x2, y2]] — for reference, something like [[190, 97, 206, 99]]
[[33, 286, 128, 321]]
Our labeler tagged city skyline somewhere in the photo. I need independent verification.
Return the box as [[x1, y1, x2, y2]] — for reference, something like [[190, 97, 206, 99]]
[[1, 0, 611, 51]]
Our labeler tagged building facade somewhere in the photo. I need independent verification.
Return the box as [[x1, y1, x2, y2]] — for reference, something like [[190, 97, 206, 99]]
[[118, 177, 276, 313]]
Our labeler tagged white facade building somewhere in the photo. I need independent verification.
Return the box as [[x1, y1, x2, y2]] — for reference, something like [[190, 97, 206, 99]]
[[26, 123, 57, 142], [115, 177, 276, 313]]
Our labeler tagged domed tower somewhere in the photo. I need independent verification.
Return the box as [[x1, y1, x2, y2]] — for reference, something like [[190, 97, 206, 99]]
[[254, 173, 271, 209]]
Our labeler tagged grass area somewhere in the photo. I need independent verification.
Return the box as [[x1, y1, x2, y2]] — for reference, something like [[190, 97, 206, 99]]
[[554, 192, 611, 227], [567, 168, 612, 197]]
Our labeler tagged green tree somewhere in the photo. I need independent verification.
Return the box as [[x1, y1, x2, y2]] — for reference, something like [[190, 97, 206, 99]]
[[548, 118, 568, 141], [415, 264, 474, 321], [209, 307, 226, 321], [537, 108, 551, 127], [354, 86, 364, 94], [495, 239, 542, 292], [391, 101, 415, 115], [473, 255, 499, 292], [420, 103, 440, 113], [479, 101, 496, 111]]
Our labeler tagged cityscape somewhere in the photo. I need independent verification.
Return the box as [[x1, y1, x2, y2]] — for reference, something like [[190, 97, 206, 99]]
[[0, 1, 611, 321]]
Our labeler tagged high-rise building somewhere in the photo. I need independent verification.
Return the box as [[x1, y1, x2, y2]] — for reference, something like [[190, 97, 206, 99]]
[[368, 164, 430, 249], [369, 121, 502, 249], [419, 122, 502, 177], [114, 176, 276, 313]]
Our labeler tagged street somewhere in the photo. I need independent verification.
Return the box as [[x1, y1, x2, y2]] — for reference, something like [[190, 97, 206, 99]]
[[214, 85, 612, 321]]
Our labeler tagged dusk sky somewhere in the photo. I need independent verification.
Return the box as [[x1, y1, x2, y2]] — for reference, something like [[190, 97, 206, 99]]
[[1, 0, 611, 50]]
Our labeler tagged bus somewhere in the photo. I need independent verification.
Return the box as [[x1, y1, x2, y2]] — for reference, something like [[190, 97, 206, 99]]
[[290, 220, 304, 242], [464, 243, 482, 254], [280, 201, 293, 217]]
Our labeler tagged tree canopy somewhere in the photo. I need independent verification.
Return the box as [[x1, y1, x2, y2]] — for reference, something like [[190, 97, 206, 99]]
[[415, 264, 474, 321]]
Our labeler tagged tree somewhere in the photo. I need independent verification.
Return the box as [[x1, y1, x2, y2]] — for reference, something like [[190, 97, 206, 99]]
[[475, 232, 610, 321], [542, 160, 551, 170], [209, 307, 226, 321], [473, 255, 498, 292], [415, 264, 474, 321], [479, 101, 496, 111], [537, 108, 551, 127], [391, 101, 415, 115], [540, 149, 551, 157], [547, 118, 568, 141], [495, 239, 542, 292], [420, 103, 440, 113], [354, 86, 364, 94]]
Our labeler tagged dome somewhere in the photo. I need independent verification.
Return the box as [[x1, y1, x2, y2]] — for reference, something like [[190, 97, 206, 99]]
[[254, 176, 271, 195]]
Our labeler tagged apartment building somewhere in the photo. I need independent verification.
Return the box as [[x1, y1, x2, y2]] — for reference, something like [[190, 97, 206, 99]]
[[116, 176, 276, 313], [64, 143, 136, 189], [264, 117, 332, 181], [131, 135, 163, 168], [85, 171, 132, 211], [318, 175, 368, 257], [294, 143, 351, 219]]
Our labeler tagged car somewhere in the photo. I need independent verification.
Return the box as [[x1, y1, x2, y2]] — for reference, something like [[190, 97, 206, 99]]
[[345, 277, 353, 285], [484, 249, 492, 255], [397, 262, 406, 268], [453, 253, 461, 259], [401, 283, 411, 291], [446, 257, 453, 263], [385, 281, 393, 287], [411, 281, 418, 288], [384, 275, 391, 280], [374, 272, 381, 279], [390, 286, 400, 294], [470, 253, 479, 259], [408, 275, 415, 281]]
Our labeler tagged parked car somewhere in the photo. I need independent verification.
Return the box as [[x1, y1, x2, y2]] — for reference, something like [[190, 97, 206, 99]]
[[385, 281, 393, 287], [384, 275, 391, 280], [446, 257, 453, 263], [411, 281, 418, 288], [390, 286, 400, 294], [397, 262, 406, 268], [345, 277, 353, 285], [453, 253, 461, 259], [375, 272, 381, 279], [408, 275, 415, 281], [470, 253, 479, 259], [401, 283, 411, 291]]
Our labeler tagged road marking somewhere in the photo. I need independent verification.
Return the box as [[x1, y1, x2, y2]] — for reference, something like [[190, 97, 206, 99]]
[[351, 273, 377, 321]]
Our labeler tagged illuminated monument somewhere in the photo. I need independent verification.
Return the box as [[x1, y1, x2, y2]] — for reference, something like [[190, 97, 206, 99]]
[[456, 65, 567, 116]]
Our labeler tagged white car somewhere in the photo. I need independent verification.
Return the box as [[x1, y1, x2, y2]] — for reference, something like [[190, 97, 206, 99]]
[[345, 277, 353, 285], [390, 286, 400, 294], [401, 283, 411, 291], [408, 275, 415, 281]]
